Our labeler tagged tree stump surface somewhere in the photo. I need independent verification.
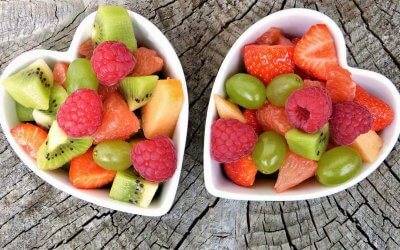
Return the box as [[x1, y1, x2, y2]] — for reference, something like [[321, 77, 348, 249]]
[[0, 0, 399, 249]]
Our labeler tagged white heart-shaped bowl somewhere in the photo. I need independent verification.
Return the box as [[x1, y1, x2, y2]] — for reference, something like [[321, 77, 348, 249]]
[[0, 11, 189, 216], [204, 8, 400, 201]]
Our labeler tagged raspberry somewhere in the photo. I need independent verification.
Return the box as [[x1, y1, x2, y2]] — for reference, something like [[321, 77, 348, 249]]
[[243, 109, 263, 134], [131, 136, 177, 183], [286, 87, 332, 133], [91, 41, 136, 86], [57, 89, 102, 137], [211, 118, 257, 163], [330, 101, 373, 145]]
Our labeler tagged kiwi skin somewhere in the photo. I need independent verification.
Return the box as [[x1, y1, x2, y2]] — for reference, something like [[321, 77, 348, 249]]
[[119, 76, 158, 111]]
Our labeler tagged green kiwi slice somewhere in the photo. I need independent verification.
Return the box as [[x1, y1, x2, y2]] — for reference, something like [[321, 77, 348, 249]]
[[33, 84, 68, 129], [16, 103, 34, 122], [109, 169, 158, 208], [119, 76, 158, 111], [92, 6, 137, 52], [66, 58, 99, 94], [2, 59, 53, 109]]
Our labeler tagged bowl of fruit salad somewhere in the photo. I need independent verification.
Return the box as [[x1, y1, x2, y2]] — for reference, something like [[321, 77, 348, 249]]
[[0, 6, 188, 216], [204, 8, 400, 201]]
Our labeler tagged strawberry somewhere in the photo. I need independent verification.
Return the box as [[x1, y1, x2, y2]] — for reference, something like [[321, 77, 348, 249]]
[[243, 109, 263, 134], [294, 24, 339, 80], [78, 39, 95, 60], [69, 148, 116, 189], [244, 45, 295, 85], [10, 123, 47, 158], [326, 65, 355, 103], [53, 62, 69, 87], [274, 152, 318, 193], [294, 66, 314, 80], [255, 27, 293, 46], [354, 85, 394, 131], [223, 154, 257, 187]]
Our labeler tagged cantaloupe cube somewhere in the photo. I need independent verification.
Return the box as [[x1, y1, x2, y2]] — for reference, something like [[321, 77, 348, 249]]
[[350, 130, 383, 163], [214, 94, 246, 122]]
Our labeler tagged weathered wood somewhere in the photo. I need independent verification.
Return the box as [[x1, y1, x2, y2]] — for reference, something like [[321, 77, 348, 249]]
[[1, 0, 399, 249]]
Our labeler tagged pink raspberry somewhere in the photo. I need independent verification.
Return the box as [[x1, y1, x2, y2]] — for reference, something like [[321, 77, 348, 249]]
[[57, 89, 102, 137], [211, 118, 257, 163], [285, 87, 332, 133], [131, 136, 177, 183], [330, 101, 372, 145], [91, 41, 136, 86]]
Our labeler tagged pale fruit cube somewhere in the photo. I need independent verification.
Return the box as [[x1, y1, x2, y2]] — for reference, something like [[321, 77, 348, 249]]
[[350, 130, 383, 163], [214, 94, 246, 123]]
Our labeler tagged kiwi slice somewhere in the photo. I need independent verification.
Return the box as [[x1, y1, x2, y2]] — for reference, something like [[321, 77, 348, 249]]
[[66, 58, 99, 93], [119, 76, 158, 111], [2, 59, 53, 109], [32, 85, 68, 129], [37, 121, 93, 170], [16, 103, 34, 122], [92, 6, 137, 52], [285, 123, 329, 161], [109, 169, 158, 208]]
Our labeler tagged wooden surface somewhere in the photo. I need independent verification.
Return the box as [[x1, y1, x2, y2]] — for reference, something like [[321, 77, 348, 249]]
[[1, 0, 400, 249]]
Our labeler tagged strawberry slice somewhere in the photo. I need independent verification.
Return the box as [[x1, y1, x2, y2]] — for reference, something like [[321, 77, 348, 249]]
[[53, 62, 69, 87], [223, 154, 257, 187], [243, 109, 263, 134], [255, 27, 293, 46], [69, 148, 116, 189], [326, 65, 355, 103], [78, 39, 95, 60], [10, 123, 47, 158], [294, 24, 339, 80], [244, 45, 295, 85]]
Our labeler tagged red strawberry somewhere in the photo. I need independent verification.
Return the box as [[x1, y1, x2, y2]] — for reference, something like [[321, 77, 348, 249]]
[[294, 24, 339, 80], [326, 65, 355, 103], [274, 152, 318, 193], [69, 148, 116, 189], [354, 85, 394, 131], [255, 27, 293, 46], [53, 62, 69, 87], [294, 66, 314, 80], [10, 123, 47, 158], [244, 45, 295, 85], [223, 154, 257, 187], [243, 109, 263, 134], [78, 39, 95, 59]]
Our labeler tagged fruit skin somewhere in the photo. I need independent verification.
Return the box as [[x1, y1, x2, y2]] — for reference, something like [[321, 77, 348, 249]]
[[294, 24, 339, 80], [131, 136, 177, 182], [252, 131, 287, 174], [10, 123, 47, 158], [354, 85, 394, 131], [223, 154, 257, 187], [93, 92, 140, 144], [350, 130, 383, 163], [244, 44, 295, 85], [53, 62, 69, 87], [130, 47, 164, 76], [93, 140, 132, 171], [211, 118, 257, 163], [316, 146, 362, 186], [66, 58, 99, 93], [225, 73, 266, 109], [326, 65, 355, 103], [214, 94, 246, 123], [69, 148, 116, 189], [256, 104, 292, 136], [285, 87, 332, 133], [330, 101, 373, 145], [141, 79, 184, 139], [274, 152, 318, 193], [266, 73, 304, 106], [91, 41, 136, 86], [16, 103, 34, 122], [57, 89, 103, 137], [255, 27, 293, 46], [78, 39, 95, 59], [243, 109, 263, 134]]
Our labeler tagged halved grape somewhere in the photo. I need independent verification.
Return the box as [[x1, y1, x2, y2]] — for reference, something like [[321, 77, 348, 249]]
[[93, 140, 132, 171]]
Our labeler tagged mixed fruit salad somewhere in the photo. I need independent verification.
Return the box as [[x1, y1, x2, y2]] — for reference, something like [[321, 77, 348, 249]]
[[3, 6, 184, 208], [211, 25, 394, 192]]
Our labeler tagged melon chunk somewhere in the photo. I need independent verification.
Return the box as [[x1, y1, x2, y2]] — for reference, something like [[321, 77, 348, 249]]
[[214, 94, 246, 122], [350, 130, 383, 163], [142, 79, 184, 139]]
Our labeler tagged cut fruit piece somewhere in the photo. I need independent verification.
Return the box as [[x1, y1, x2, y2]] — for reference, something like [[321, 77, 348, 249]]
[[66, 58, 99, 93], [109, 169, 158, 208], [213, 94, 246, 123], [243, 109, 263, 134], [2, 59, 53, 109], [285, 123, 329, 161], [119, 75, 158, 111], [53, 62, 69, 87], [274, 152, 318, 193], [16, 103, 34, 122], [78, 39, 95, 59], [256, 104, 292, 136], [255, 27, 293, 46], [142, 79, 184, 139], [93, 92, 140, 144], [10, 123, 47, 158], [223, 154, 257, 187], [32, 84, 68, 129], [92, 6, 137, 52], [47, 121, 68, 152], [69, 148, 116, 189], [98, 84, 119, 101], [130, 47, 164, 76], [350, 130, 383, 163], [326, 65, 355, 103], [303, 79, 325, 88]]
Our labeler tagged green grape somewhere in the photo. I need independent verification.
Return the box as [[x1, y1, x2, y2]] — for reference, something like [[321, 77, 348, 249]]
[[66, 58, 99, 93], [316, 146, 362, 186], [252, 131, 287, 174], [93, 140, 132, 171], [225, 73, 266, 109], [266, 73, 303, 106]]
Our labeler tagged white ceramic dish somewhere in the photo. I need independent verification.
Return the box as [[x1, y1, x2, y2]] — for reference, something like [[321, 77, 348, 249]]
[[0, 11, 189, 216], [204, 8, 400, 201]]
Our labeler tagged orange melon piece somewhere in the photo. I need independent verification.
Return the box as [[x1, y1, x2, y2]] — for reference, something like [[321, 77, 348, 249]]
[[142, 79, 184, 139], [350, 130, 383, 163], [214, 94, 246, 122]]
